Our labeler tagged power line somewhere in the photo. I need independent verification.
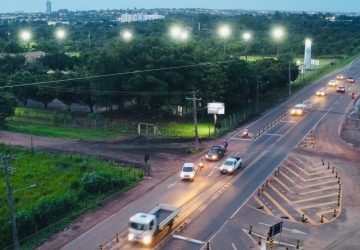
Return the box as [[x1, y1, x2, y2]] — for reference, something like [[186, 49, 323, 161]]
[[0, 59, 240, 90]]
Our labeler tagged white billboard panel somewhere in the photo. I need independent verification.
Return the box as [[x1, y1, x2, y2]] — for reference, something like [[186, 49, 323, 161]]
[[207, 103, 225, 114]]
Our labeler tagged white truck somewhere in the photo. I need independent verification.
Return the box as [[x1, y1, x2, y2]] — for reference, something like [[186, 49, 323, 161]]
[[128, 204, 181, 245], [219, 157, 243, 174]]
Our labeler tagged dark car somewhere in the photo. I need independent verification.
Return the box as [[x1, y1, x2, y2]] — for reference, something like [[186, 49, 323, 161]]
[[205, 145, 226, 161], [336, 86, 345, 93], [347, 77, 355, 83]]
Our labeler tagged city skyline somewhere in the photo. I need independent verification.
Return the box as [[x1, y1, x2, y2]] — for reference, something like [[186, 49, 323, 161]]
[[0, 0, 358, 13]]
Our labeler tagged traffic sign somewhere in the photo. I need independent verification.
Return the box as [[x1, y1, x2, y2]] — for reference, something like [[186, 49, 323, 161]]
[[268, 221, 283, 238]]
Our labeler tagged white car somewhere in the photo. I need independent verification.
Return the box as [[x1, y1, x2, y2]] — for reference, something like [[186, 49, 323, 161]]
[[219, 157, 242, 174], [328, 79, 337, 86], [290, 103, 307, 116], [180, 162, 196, 181], [315, 88, 326, 96]]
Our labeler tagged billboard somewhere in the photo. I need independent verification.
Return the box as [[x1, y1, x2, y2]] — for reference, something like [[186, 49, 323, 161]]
[[207, 103, 225, 114]]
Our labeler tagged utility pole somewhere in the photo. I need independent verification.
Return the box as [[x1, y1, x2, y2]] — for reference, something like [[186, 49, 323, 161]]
[[186, 91, 201, 151], [288, 60, 292, 96], [1, 154, 19, 250], [256, 75, 259, 113]]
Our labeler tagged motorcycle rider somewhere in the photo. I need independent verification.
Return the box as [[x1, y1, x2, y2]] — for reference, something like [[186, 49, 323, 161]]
[[199, 157, 205, 170]]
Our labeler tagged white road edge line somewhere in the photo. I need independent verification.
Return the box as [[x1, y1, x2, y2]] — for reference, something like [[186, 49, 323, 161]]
[[172, 234, 205, 244], [231, 242, 238, 250]]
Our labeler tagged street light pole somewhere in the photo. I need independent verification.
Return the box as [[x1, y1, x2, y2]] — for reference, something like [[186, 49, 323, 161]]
[[288, 60, 292, 96], [186, 91, 201, 151], [1, 155, 19, 250]]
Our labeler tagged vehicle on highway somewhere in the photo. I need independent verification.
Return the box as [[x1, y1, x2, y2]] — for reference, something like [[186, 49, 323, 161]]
[[241, 127, 249, 138], [315, 87, 326, 96], [290, 103, 307, 116], [336, 85, 345, 93], [336, 74, 345, 80], [205, 145, 226, 161], [347, 77, 355, 83], [328, 79, 337, 86], [180, 162, 196, 181], [128, 204, 180, 245], [219, 157, 243, 174]]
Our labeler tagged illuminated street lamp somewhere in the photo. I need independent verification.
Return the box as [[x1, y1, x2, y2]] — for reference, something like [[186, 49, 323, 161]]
[[55, 29, 66, 40], [271, 26, 285, 57], [242, 32, 252, 61], [20, 30, 31, 42], [170, 25, 182, 39], [218, 24, 231, 56], [121, 30, 133, 42], [169, 25, 190, 42], [179, 30, 189, 41]]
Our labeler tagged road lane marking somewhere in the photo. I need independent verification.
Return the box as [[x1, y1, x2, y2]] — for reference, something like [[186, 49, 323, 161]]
[[258, 222, 307, 235], [263, 133, 282, 137], [263, 192, 296, 222], [281, 120, 296, 124], [167, 182, 177, 189], [231, 242, 238, 250], [230, 137, 252, 141], [292, 193, 338, 204], [172, 235, 205, 244], [297, 201, 338, 210], [254, 197, 275, 216]]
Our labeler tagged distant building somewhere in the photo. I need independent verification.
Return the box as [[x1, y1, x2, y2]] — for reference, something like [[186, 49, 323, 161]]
[[117, 13, 165, 23], [46, 1, 52, 14]]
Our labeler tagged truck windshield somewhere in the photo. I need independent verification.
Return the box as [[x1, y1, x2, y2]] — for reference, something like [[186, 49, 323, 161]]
[[224, 161, 234, 166], [130, 222, 146, 231], [183, 167, 194, 172]]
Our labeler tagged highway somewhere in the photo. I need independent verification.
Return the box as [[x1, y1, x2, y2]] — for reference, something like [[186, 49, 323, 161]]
[[62, 58, 360, 250]]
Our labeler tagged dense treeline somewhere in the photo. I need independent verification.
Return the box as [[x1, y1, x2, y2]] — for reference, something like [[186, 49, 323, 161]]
[[0, 12, 359, 118]]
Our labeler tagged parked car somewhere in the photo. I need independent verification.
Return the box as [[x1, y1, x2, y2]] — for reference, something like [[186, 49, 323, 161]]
[[347, 77, 355, 83], [336, 86, 345, 93], [205, 145, 226, 161], [180, 162, 196, 181], [219, 157, 243, 174]]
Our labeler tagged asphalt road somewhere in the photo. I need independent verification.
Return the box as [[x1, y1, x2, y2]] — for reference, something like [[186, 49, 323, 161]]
[[61, 58, 359, 250]]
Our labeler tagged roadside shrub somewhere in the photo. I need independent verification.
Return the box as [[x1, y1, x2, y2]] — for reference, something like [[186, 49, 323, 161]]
[[81, 172, 129, 194]]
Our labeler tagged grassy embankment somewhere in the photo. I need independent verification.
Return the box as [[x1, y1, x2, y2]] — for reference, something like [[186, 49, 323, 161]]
[[0, 144, 142, 249]]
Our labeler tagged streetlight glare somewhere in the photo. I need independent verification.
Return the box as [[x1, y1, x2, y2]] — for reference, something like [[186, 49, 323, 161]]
[[170, 25, 182, 39], [305, 38, 312, 46], [243, 32, 251, 41], [56, 29, 66, 40], [218, 25, 231, 39], [180, 31, 189, 41], [272, 27, 285, 40], [122, 30, 133, 41], [20, 30, 31, 41]]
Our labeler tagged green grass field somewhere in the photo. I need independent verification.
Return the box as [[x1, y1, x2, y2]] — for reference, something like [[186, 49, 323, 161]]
[[0, 144, 142, 249], [6, 107, 216, 140]]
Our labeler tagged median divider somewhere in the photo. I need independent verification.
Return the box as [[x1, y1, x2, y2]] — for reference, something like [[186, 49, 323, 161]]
[[252, 112, 288, 140]]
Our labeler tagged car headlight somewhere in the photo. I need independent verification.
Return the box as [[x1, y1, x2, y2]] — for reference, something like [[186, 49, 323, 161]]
[[212, 155, 217, 160], [180, 172, 185, 178], [143, 235, 152, 245], [205, 155, 209, 158], [128, 233, 134, 241]]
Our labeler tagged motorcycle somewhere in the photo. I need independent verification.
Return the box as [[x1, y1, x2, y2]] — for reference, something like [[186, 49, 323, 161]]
[[199, 161, 205, 169]]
